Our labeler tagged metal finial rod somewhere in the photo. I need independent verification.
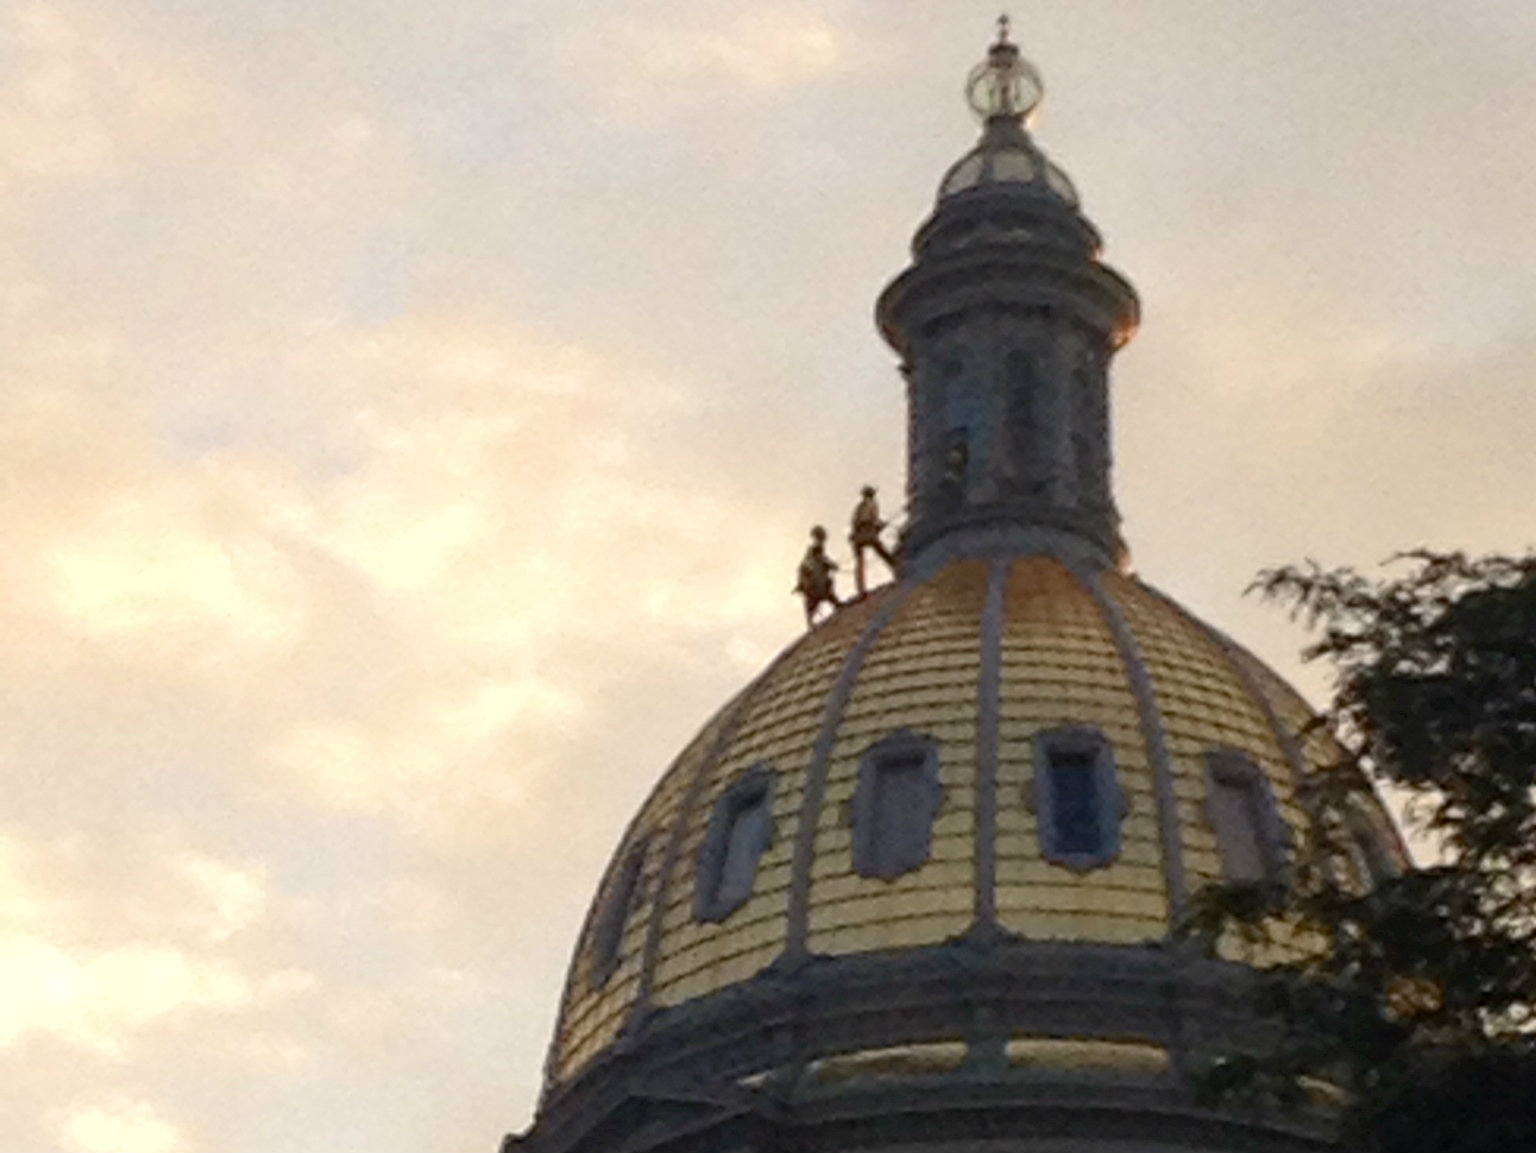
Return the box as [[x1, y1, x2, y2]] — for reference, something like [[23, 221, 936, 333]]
[[967, 14, 1041, 122]]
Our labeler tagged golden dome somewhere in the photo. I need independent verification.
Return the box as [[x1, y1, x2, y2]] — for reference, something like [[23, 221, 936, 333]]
[[543, 555, 1406, 1088], [513, 37, 1414, 1153]]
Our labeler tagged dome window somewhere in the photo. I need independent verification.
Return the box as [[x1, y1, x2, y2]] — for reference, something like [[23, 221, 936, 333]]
[[589, 839, 648, 986], [694, 765, 776, 923], [1203, 751, 1290, 888], [1033, 727, 1126, 871], [1345, 798, 1402, 886], [851, 731, 943, 880]]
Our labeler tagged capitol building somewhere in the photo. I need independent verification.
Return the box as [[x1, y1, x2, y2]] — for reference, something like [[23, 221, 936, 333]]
[[506, 26, 1406, 1153]]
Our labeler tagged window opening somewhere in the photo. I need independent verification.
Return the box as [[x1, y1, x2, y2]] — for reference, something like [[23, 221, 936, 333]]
[[590, 840, 646, 986], [1346, 799, 1400, 886], [695, 766, 776, 922], [942, 426, 970, 504], [941, 368, 988, 502], [1204, 751, 1288, 888], [1048, 749, 1101, 855], [852, 733, 943, 880], [1033, 727, 1124, 872], [1005, 349, 1044, 494]]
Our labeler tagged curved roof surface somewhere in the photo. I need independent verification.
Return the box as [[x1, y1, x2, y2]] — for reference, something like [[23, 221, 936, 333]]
[[937, 122, 1080, 206], [544, 555, 1405, 1086]]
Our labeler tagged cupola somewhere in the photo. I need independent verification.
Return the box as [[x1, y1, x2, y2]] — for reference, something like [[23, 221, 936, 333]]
[[877, 20, 1139, 568]]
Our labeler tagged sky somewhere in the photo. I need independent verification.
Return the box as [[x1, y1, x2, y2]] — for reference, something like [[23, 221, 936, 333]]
[[1, 2, 1533, 1150]]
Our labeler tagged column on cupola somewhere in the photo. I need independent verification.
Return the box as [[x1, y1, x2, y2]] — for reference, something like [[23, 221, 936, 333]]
[[906, 313, 1110, 529]]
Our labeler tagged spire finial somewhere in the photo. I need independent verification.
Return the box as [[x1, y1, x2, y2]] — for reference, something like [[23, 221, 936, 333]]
[[966, 17, 1043, 123]]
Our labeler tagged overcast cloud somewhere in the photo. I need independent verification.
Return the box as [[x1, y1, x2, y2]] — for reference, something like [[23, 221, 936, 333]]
[[0, 3, 1532, 1151]]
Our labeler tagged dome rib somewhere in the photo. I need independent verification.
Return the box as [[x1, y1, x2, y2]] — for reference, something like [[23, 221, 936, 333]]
[[970, 558, 1011, 933], [630, 635, 808, 1022], [801, 561, 992, 956], [1103, 575, 1327, 937], [1136, 580, 1319, 829], [783, 580, 917, 961], [1079, 568, 1190, 923], [1153, 586, 1411, 877], [541, 597, 897, 1090], [646, 591, 895, 1014], [540, 702, 739, 1091]]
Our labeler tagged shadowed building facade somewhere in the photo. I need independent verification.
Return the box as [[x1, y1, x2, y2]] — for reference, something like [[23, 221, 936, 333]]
[[506, 26, 1408, 1153]]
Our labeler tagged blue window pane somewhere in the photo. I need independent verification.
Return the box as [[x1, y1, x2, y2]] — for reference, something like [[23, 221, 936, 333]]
[[872, 756, 930, 876], [592, 843, 645, 983], [852, 737, 942, 880], [1050, 752, 1100, 855], [715, 794, 771, 912], [696, 767, 776, 922]]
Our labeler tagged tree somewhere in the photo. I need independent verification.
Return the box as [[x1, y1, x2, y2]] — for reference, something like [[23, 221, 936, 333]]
[[1182, 551, 1536, 1152]]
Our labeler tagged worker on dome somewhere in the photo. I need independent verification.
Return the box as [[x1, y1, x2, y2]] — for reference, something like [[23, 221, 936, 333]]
[[849, 485, 896, 597], [795, 526, 840, 627]]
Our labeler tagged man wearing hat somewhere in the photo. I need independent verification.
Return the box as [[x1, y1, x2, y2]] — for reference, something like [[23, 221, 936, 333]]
[[849, 485, 896, 598], [795, 526, 841, 627]]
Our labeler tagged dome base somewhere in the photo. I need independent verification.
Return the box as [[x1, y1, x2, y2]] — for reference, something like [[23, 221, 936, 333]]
[[510, 940, 1338, 1153]]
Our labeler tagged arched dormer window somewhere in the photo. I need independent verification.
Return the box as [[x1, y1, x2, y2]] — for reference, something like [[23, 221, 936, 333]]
[[694, 765, 776, 922], [1203, 750, 1289, 888], [1033, 726, 1125, 872], [589, 839, 647, 986], [851, 731, 942, 880]]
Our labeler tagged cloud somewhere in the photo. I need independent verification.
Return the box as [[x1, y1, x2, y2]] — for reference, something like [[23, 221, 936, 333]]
[[0, 4, 219, 203], [175, 853, 270, 944], [0, 3, 1529, 1151], [558, 4, 852, 123], [259, 675, 582, 834], [47, 485, 306, 650], [0, 831, 307, 1055], [634, 7, 845, 90], [242, 317, 790, 841], [0, 939, 253, 1052], [54, 1095, 189, 1153]]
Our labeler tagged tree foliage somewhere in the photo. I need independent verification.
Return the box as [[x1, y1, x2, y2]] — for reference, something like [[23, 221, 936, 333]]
[[1182, 551, 1536, 1152]]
